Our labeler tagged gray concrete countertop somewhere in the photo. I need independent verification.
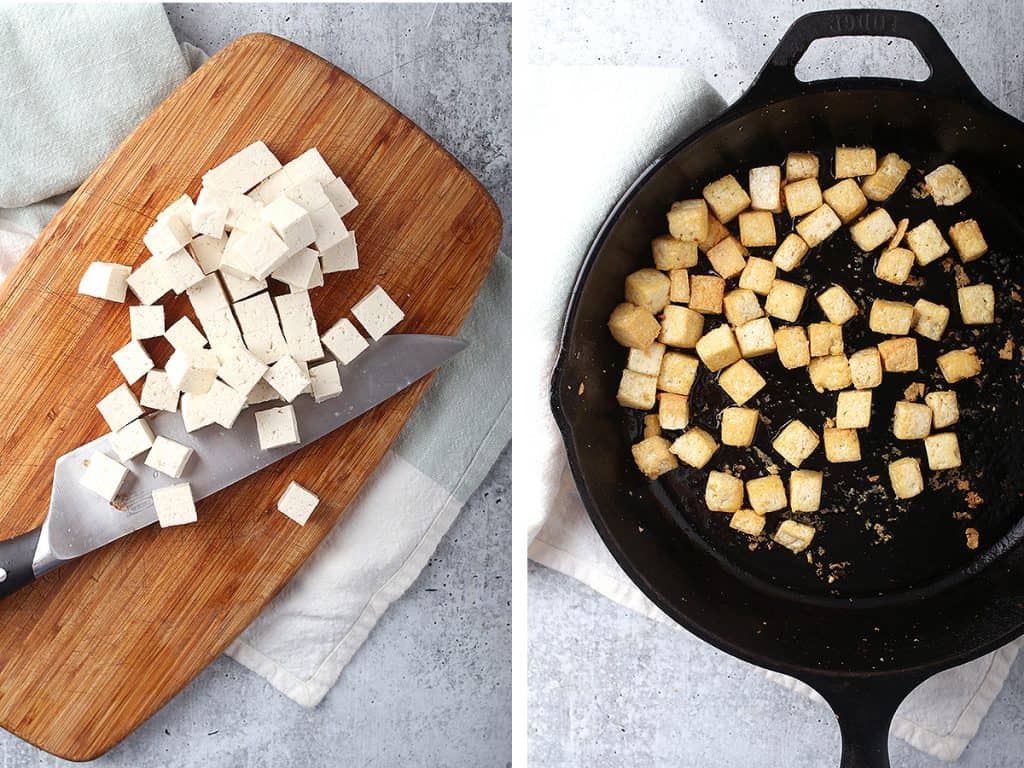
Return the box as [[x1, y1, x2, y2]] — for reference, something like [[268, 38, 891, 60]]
[[528, 1, 1023, 766], [0, 5, 510, 766]]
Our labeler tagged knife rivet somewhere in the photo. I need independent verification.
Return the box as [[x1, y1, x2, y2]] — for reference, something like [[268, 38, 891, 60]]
[[0, 569, 7, 583]]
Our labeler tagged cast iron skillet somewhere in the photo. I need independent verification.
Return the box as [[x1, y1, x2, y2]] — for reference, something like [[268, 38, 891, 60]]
[[551, 9, 1024, 768]]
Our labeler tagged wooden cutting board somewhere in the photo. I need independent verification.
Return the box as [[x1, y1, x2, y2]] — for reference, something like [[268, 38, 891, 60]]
[[0, 34, 500, 760]]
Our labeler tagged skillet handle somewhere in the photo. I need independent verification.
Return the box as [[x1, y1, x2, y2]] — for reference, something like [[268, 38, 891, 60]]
[[742, 9, 984, 107]]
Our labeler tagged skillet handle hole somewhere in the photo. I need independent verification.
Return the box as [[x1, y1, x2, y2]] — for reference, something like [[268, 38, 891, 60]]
[[794, 36, 930, 84]]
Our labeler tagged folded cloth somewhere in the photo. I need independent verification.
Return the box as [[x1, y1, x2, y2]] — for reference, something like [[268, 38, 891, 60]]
[[522, 63, 1022, 763], [0, 4, 510, 709]]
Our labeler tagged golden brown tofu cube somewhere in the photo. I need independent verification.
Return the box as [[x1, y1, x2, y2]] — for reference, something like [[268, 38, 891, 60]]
[[784, 178, 823, 218], [808, 354, 852, 392], [659, 305, 704, 348], [869, 299, 915, 335], [875, 248, 915, 285], [749, 165, 783, 212], [836, 389, 872, 429], [670, 426, 720, 469], [773, 233, 810, 272], [817, 284, 859, 325], [738, 210, 778, 248], [735, 317, 777, 358], [937, 347, 982, 383], [706, 470, 745, 512], [617, 369, 658, 409], [696, 325, 741, 372], [948, 219, 988, 263], [772, 419, 820, 467], [625, 269, 671, 314], [958, 284, 995, 325], [824, 427, 861, 463], [893, 400, 932, 440], [668, 268, 690, 303], [785, 152, 819, 182], [609, 302, 661, 349], [912, 299, 950, 342], [626, 342, 666, 376], [849, 208, 897, 251], [643, 414, 662, 439], [925, 164, 971, 206], [926, 390, 959, 429], [747, 475, 787, 514], [925, 432, 962, 470], [775, 325, 810, 369], [658, 351, 700, 395], [878, 337, 918, 372], [773, 519, 816, 553], [738, 256, 777, 296], [809, 322, 844, 358], [849, 347, 883, 389], [688, 275, 727, 315], [658, 392, 690, 430], [795, 204, 842, 247], [703, 175, 751, 224], [652, 235, 699, 270], [905, 219, 950, 266], [729, 508, 765, 537], [707, 236, 749, 279], [632, 436, 679, 479], [823, 179, 868, 223], [667, 199, 709, 242], [719, 359, 766, 405], [721, 406, 759, 447], [888, 457, 924, 499], [789, 470, 823, 512], [835, 146, 877, 178], [697, 213, 730, 253], [861, 152, 911, 201], [765, 279, 807, 322], [723, 288, 763, 327]]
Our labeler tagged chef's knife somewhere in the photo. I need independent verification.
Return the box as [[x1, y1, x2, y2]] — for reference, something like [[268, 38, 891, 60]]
[[0, 333, 465, 599]]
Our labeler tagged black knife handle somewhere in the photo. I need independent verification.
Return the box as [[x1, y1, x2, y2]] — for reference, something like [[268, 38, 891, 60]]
[[0, 526, 42, 598]]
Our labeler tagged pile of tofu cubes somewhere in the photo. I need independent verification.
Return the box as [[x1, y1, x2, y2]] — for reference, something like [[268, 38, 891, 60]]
[[610, 146, 991, 556], [77, 142, 404, 529]]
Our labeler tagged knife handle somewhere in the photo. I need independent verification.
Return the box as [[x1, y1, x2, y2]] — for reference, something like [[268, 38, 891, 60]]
[[0, 526, 41, 598]]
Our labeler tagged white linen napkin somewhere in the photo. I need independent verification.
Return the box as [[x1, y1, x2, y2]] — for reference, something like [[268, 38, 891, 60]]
[[521, 62, 1022, 763], [0, 4, 510, 709]]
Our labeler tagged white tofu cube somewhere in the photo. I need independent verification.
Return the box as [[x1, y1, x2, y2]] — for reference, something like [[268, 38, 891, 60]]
[[199, 379, 247, 428], [202, 140, 282, 192], [78, 262, 131, 302], [912, 299, 950, 342], [795, 204, 842, 247], [320, 232, 359, 273], [695, 325, 741, 372], [836, 389, 872, 429], [816, 285, 858, 325], [738, 211, 777, 248], [191, 188, 231, 239], [216, 345, 269, 396], [705, 470, 744, 512], [809, 322, 843, 358], [186, 273, 230, 321], [772, 233, 809, 272], [227, 224, 292, 280], [152, 483, 197, 528], [666, 199, 710, 241], [849, 208, 896, 252], [632, 436, 678, 478], [905, 219, 950, 266], [809, 354, 852, 392], [773, 520, 815, 553], [707, 236, 748, 279], [265, 355, 312, 403], [283, 148, 336, 187], [352, 285, 405, 341], [324, 176, 358, 216], [723, 289, 763, 327], [948, 219, 987, 263], [126, 258, 171, 305], [775, 325, 810, 369], [835, 146, 876, 178], [738, 257, 776, 296], [669, 426, 719, 469], [625, 269, 672, 313], [688, 276, 726, 315], [309, 203, 349, 252], [657, 392, 689, 430], [893, 400, 932, 439], [735, 317, 776, 358], [143, 217, 191, 260], [657, 352, 699, 395], [849, 347, 882, 389], [225, 191, 263, 231], [746, 475, 787, 514], [112, 339, 155, 385], [659, 305, 704, 347], [627, 342, 666, 376], [878, 337, 918, 373], [282, 178, 331, 212], [277, 481, 320, 525], [823, 427, 861, 463], [924, 164, 971, 206], [924, 432, 962, 470], [721, 407, 758, 447], [246, 379, 282, 406], [784, 178, 823, 218], [321, 318, 369, 365], [145, 436, 194, 479], [140, 369, 180, 413], [764, 279, 806, 323], [199, 305, 245, 356], [772, 419, 819, 467], [617, 370, 657, 409], [166, 347, 219, 395], [129, 305, 164, 340], [109, 418, 155, 462], [888, 457, 924, 499], [719, 359, 766, 405], [789, 470, 823, 512], [272, 248, 321, 290], [275, 290, 324, 361], [729, 509, 765, 537], [309, 361, 343, 403], [702, 176, 750, 224], [160, 249, 206, 294], [861, 153, 910, 201], [255, 405, 300, 450], [96, 384, 143, 431], [937, 348, 982, 383], [869, 299, 914, 336], [875, 248, 915, 284], [749, 165, 782, 212], [220, 270, 268, 302], [785, 152, 819, 182], [80, 452, 129, 502], [926, 391, 959, 429], [180, 392, 216, 432], [958, 284, 995, 325], [261, 197, 316, 255]]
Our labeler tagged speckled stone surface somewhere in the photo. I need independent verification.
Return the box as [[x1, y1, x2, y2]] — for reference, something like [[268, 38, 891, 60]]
[[0, 5, 510, 766], [528, 1, 1024, 766]]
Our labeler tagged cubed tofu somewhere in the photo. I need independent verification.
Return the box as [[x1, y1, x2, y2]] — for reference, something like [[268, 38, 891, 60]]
[[890, 217, 910, 249], [261, 197, 316, 254], [721, 406, 759, 447], [861, 152, 911, 201], [707, 237, 749, 279], [688, 275, 726, 315], [668, 269, 691, 303], [849, 347, 883, 389], [625, 269, 671, 314], [202, 140, 282, 192], [670, 426, 719, 469], [666, 199, 710, 242], [905, 219, 950, 266], [738, 256, 776, 296], [609, 302, 661, 349], [822, 179, 867, 223], [925, 164, 971, 206], [166, 347, 218, 395], [773, 520, 816, 553], [958, 284, 995, 325], [697, 214, 730, 253], [652, 236, 699, 270], [140, 369, 180, 413], [129, 305, 165, 340], [926, 390, 960, 428], [145, 436, 194, 479], [808, 322, 843, 357], [627, 342, 666, 376], [912, 299, 950, 341], [836, 389, 872, 429], [308, 361, 343, 403], [276, 481, 321, 526], [78, 262, 132, 303], [772, 419, 819, 467], [658, 352, 700, 395], [747, 475, 787, 514], [643, 414, 662, 439], [255, 405, 300, 450], [773, 233, 810, 272], [705, 470, 745, 512], [80, 452, 129, 502], [849, 208, 897, 251], [877, 337, 918, 372], [937, 347, 982, 383], [784, 178, 823, 218], [735, 317, 776, 358], [925, 432, 962, 470], [216, 345, 269, 396], [96, 383, 144, 432], [775, 325, 810, 369], [658, 393, 689, 430], [631, 436, 679, 479], [351, 285, 403, 342], [875, 248, 915, 284], [719, 359, 766, 405], [893, 400, 932, 439], [765, 279, 807, 322], [948, 219, 988, 263], [738, 211, 777, 247], [785, 152, 819, 182], [702, 175, 750, 224], [723, 288, 763, 326], [789, 470, 823, 512], [816, 285, 858, 325], [109, 418, 156, 462], [112, 340, 155, 385], [889, 457, 924, 499], [824, 427, 861, 463], [317, 317, 365, 367], [795, 204, 842, 247], [152, 483, 198, 528], [617, 370, 657, 409], [869, 299, 915, 335], [659, 305, 705, 348], [749, 166, 782, 212], [729, 509, 766, 537], [808, 354, 852, 392], [695, 325, 741, 372], [835, 146, 876, 178]]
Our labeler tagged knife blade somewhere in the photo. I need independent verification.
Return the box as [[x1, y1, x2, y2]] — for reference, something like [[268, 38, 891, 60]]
[[0, 334, 465, 596]]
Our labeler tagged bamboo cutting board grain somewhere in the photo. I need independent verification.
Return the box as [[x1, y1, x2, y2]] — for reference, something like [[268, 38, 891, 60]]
[[0, 34, 500, 760]]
